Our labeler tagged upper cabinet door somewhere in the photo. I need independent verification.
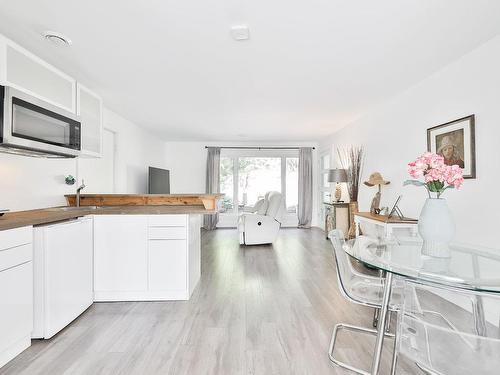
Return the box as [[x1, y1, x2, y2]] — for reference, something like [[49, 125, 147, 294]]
[[77, 83, 103, 157], [0, 35, 76, 113]]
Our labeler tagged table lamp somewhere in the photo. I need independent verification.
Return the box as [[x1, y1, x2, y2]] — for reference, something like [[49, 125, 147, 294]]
[[328, 169, 348, 202]]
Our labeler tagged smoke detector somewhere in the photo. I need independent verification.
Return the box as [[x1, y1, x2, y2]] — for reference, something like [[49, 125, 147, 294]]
[[43, 31, 72, 47], [230, 25, 250, 41]]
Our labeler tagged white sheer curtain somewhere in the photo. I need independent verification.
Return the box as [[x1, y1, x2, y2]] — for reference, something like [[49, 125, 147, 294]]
[[298, 147, 313, 228], [203, 147, 221, 230]]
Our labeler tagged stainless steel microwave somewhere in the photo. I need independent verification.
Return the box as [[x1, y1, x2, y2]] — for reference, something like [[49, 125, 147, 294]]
[[0, 85, 81, 157]]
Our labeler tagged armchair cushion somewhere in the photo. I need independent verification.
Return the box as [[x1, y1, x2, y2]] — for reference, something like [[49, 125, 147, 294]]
[[255, 199, 268, 215], [265, 191, 285, 223]]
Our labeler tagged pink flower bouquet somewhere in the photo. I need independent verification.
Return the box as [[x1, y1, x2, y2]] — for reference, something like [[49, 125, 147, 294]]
[[405, 152, 464, 198]]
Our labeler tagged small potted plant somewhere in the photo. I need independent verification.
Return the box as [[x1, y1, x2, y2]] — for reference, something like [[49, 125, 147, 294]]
[[65, 175, 76, 185], [404, 152, 464, 257]]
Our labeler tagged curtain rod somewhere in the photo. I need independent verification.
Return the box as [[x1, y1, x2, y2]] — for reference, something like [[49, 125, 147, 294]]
[[204, 146, 315, 150]]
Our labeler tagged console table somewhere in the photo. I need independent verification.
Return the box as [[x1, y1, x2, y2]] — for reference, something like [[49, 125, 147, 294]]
[[354, 212, 418, 239]]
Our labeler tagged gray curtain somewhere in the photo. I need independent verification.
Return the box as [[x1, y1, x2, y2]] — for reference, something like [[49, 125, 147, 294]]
[[298, 147, 313, 228], [203, 147, 221, 230]]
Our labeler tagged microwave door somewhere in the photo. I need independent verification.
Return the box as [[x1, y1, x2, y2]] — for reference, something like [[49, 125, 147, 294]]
[[13, 104, 72, 146]]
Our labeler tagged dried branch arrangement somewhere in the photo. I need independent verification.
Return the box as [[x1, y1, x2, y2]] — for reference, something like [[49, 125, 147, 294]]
[[337, 146, 364, 201]]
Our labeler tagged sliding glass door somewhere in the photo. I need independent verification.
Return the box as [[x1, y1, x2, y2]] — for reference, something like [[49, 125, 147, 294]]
[[218, 150, 299, 227], [237, 157, 281, 212]]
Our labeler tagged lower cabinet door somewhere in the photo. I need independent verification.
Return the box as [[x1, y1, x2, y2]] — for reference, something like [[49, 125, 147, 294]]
[[0, 262, 32, 361], [94, 216, 148, 293], [148, 240, 187, 292], [44, 218, 93, 338]]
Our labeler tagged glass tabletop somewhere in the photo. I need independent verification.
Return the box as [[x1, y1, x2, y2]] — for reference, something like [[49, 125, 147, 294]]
[[345, 236, 500, 293]]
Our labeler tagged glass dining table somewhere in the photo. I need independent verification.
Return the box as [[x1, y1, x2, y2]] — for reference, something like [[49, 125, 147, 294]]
[[345, 235, 500, 375]]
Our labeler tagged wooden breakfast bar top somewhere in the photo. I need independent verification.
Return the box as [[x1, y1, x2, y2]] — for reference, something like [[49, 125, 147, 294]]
[[65, 193, 221, 210], [0, 205, 216, 231], [0, 194, 221, 231]]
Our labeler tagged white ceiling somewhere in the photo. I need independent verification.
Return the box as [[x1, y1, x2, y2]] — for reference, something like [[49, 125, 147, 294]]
[[0, 1, 499, 141]]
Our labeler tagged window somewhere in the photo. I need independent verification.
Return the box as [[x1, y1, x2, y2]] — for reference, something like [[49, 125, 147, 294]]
[[220, 157, 234, 213], [238, 157, 281, 212], [218, 150, 299, 227], [286, 157, 298, 213]]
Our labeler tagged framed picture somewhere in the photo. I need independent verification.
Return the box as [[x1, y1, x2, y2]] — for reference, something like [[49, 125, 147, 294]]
[[427, 115, 476, 179]]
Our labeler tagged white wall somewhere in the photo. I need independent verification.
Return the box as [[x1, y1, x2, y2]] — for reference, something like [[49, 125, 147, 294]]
[[92, 109, 168, 194], [78, 129, 115, 193], [164, 142, 207, 193], [0, 154, 76, 211], [319, 35, 500, 248], [164, 141, 319, 226]]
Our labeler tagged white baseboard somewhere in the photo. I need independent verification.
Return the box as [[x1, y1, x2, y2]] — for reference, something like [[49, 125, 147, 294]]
[[94, 290, 189, 302], [0, 334, 31, 369]]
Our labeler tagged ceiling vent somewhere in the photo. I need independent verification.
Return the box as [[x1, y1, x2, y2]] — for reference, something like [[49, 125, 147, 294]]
[[43, 31, 72, 47], [231, 25, 250, 41]]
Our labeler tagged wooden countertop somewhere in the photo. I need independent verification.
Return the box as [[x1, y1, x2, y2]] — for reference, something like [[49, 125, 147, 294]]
[[0, 205, 216, 231], [65, 194, 222, 210], [355, 212, 417, 224]]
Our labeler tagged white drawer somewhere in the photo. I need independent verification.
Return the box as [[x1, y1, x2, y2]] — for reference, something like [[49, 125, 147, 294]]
[[0, 243, 32, 272], [0, 226, 32, 251], [148, 226, 187, 240], [148, 215, 187, 227]]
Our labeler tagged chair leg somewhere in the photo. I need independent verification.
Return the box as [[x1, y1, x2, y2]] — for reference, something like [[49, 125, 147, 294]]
[[373, 308, 392, 332], [328, 323, 395, 375], [386, 310, 393, 333], [390, 328, 398, 375], [373, 307, 379, 328], [390, 307, 401, 375]]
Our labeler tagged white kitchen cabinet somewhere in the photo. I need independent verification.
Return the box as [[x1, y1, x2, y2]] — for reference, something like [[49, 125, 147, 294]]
[[94, 214, 201, 301], [77, 83, 103, 157], [32, 217, 93, 339], [0, 35, 76, 113], [93, 215, 148, 301], [0, 226, 33, 369]]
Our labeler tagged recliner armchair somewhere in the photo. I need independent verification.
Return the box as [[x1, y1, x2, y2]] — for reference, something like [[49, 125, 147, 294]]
[[238, 191, 285, 245]]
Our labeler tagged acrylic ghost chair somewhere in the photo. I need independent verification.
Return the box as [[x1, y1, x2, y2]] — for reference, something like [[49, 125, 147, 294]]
[[328, 229, 399, 375], [393, 278, 500, 375]]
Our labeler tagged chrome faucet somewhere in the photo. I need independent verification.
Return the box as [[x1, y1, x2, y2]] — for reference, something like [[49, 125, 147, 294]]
[[76, 179, 86, 207]]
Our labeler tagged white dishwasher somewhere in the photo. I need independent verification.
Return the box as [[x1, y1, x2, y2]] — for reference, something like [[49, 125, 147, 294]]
[[32, 216, 93, 339]]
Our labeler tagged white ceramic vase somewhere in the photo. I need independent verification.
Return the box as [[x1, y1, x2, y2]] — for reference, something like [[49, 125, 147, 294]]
[[418, 198, 455, 258]]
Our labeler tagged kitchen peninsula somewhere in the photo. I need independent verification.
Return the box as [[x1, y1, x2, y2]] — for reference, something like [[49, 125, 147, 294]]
[[0, 193, 220, 365], [0, 193, 220, 300]]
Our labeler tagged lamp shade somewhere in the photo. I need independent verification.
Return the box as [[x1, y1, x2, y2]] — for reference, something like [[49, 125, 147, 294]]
[[328, 168, 348, 183]]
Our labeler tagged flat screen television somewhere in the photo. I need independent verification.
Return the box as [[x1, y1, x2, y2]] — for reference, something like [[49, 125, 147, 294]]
[[148, 167, 170, 194]]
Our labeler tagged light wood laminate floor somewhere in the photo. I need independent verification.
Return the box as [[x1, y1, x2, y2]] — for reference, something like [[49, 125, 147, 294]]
[[0, 228, 415, 375]]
